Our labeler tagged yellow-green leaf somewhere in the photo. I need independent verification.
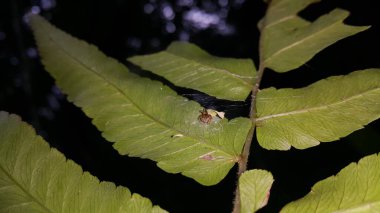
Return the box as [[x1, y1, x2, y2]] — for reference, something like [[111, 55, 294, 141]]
[[239, 170, 274, 213], [30, 15, 252, 186], [128, 41, 257, 101], [0, 111, 166, 213], [260, 0, 369, 72], [281, 153, 380, 213], [256, 69, 380, 150]]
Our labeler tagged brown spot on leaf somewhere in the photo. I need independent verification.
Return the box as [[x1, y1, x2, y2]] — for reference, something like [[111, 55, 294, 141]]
[[200, 154, 215, 161]]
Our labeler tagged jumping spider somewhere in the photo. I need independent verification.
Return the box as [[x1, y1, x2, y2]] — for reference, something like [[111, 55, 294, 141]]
[[198, 108, 212, 124]]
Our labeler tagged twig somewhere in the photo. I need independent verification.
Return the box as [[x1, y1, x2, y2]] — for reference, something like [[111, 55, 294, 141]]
[[232, 64, 265, 213], [231, 1, 270, 210]]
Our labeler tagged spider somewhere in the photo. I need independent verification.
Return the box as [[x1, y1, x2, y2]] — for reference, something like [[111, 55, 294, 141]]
[[198, 108, 212, 124]]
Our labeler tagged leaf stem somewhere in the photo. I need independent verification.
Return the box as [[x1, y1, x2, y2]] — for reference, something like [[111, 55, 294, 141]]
[[232, 64, 265, 213], [240, 64, 265, 174], [232, 2, 269, 210]]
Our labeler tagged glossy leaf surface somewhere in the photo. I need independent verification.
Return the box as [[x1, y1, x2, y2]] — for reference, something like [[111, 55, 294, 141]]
[[129, 41, 256, 101], [282, 153, 380, 213], [260, 0, 369, 72], [239, 170, 274, 213], [0, 111, 166, 213], [30, 15, 252, 185], [256, 69, 380, 150]]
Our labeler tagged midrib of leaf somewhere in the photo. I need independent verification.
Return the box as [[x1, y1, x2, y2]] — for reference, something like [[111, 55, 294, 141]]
[[0, 164, 53, 213], [164, 52, 254, 85], [263, 19, 341, 65], [256, 87, 380, 122], [44, 30, 234, 158], [264, 14, 297, 29]]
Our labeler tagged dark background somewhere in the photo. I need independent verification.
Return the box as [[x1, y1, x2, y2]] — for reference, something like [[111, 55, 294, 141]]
[[0, 0, 379, 212]]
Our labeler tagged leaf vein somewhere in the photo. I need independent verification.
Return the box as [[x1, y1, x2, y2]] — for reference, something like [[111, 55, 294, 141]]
[[256, 87, 380, 121]]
